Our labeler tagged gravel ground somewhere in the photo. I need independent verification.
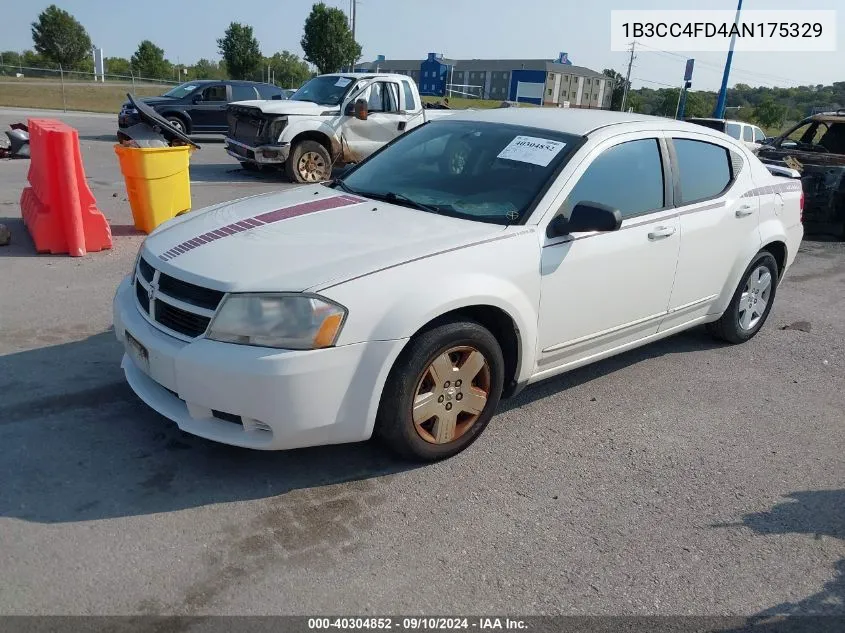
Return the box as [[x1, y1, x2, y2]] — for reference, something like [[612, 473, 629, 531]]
[[0, 110, 842, 620]]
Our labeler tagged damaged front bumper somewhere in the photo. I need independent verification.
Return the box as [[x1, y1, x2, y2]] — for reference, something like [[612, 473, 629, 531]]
[[225, 137, 290, 165]]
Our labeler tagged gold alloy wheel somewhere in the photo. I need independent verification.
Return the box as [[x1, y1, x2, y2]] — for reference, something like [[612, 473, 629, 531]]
[[412, 346, 492, 444], [297, 151, 328, 182]]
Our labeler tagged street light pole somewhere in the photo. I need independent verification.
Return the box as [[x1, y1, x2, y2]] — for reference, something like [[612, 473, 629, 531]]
[[713, 0, 743, 118]]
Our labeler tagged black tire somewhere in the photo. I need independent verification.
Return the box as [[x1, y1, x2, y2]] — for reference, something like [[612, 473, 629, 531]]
[[707, 251, 779, 344], [239, 161, 262, 172], [164, 116, 188, 134], [285, 140, 332, 183], [374, 320, 505, 462]]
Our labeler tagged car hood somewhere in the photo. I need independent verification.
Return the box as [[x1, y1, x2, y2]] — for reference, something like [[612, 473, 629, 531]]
[[236, 100, 338, 116], [142, 187, 505, 292], [126, 96, 177, 108]]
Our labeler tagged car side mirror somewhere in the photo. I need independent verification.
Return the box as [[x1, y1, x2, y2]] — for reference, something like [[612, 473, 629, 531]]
[[192, 94, 204, 104], [354, 98, 368, 121], [546, 201, 622, 238]]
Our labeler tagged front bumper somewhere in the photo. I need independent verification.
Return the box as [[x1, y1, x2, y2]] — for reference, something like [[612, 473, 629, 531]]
[[112, 276, 407, 450], [225, 137, 290, 165]]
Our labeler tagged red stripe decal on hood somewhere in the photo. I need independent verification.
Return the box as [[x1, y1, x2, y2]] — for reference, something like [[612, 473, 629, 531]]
[[158, 194, 365, 261]]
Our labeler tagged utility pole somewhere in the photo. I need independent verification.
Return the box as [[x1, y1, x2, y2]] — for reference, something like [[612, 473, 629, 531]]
[[714, 0, 743, 118], [620, 41, 635, 112], [349, 0, 357, 73]]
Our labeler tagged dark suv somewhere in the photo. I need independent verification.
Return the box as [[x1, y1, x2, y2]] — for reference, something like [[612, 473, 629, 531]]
[[118, 80, 288, 135]]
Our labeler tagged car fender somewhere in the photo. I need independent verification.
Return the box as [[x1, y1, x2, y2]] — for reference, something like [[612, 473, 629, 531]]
[[318, 231, 541, 402], [711, 219, 766, 317], [280, 116, 343, 159], [324, 271, 539, 441], [158, 108, 192, 130]]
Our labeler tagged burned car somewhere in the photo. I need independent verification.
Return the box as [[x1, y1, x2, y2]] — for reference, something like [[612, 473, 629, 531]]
[[757, 110, 845, 238]]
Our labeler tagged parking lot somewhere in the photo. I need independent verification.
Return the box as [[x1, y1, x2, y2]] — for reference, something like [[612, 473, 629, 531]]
[[0, 108, 843, 618]]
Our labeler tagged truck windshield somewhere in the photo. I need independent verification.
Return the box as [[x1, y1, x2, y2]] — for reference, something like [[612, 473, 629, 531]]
[[337, 120, 581, 225], [290, 76, 357, 106]]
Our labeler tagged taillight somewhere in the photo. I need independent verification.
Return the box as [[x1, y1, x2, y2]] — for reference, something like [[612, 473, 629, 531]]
[[799, 191, 804, 223]]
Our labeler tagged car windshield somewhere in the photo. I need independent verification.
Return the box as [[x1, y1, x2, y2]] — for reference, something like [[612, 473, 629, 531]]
[[289, 76, 357, 106], [336, 120, 581, 225], [162, 83, 201, 99]]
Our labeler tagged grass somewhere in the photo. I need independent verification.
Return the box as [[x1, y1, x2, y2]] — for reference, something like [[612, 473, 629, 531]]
[[422, 95, 516, 109], [0, 81, 166, 113]]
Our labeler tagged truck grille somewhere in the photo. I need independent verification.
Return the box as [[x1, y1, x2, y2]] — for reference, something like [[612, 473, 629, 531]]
[[227, 105, 267, 144], [134, 256, 225, 340]]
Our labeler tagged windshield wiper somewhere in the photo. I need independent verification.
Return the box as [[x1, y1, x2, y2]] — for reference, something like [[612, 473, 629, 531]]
[[329, 179, 359, 194], [363, 191, 441, 214]]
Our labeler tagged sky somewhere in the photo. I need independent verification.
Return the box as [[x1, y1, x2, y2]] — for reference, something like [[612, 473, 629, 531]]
[[1, 0, 842, 91]]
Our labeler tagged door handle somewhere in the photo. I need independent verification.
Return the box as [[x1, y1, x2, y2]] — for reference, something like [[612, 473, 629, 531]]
[[647, 226, 676, 240], [735, 204, 754, 217]]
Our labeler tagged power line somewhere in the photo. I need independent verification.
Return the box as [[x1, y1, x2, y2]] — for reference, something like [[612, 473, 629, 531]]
[[633, 77, 679, 88], [634, 40, 803, 86]]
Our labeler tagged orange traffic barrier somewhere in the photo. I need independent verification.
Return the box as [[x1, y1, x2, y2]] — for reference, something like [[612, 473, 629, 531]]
[[20, 119, 112, 256]]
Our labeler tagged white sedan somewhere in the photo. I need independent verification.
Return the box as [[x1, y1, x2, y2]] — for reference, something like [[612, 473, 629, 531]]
[[113, 108, 804, 461]]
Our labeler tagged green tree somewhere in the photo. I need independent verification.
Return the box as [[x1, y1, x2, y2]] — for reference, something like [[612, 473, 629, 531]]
[[754, 97, 787, 130], [684, 91, 716, 118], [217, 22, 262, 80], [602, 69, 627, 110], [105, 56, 131, 77], [31, 5, 92, 69], [191, 58, 227, 80], [301, 2, 361, 74], [131, 40, 171, 79], [266, 51, 311, 87]]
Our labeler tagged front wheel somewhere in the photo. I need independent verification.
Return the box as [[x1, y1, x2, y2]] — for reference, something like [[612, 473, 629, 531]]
[[285, 140, 332, 183], [707, 251, 779, 344], [165, 116, 187, 134], [375, 321, 505, 461]]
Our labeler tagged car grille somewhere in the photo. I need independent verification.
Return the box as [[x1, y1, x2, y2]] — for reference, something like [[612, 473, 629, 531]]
[[134, 255, 225, 339]]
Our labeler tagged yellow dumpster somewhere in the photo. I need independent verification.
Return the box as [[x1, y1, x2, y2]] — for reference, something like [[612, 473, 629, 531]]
[[114, 144, 193, 234]]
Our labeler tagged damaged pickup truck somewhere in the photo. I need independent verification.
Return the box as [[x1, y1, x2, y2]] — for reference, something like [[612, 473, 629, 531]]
[[757, 109, 845, 238], [225, 73, 457, 183]]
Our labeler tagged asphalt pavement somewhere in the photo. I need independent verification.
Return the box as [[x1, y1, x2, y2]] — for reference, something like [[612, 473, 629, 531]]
[[0, 110, 843, 619]]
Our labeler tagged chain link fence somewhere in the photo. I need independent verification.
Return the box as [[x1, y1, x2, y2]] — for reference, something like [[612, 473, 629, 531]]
[[0, 63, 179, 113]]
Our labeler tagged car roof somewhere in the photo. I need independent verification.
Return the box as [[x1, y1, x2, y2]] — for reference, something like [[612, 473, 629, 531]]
[[441, 107, 721, 137], [184, 79, 279, 87]]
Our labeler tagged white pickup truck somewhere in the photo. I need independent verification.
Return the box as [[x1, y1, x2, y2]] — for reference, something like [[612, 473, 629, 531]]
[[225, 72, 456, 183]]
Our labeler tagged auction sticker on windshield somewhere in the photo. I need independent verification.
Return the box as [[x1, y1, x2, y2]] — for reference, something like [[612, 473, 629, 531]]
[[335, 77, 352, 87], [497, 135, 566, 167]]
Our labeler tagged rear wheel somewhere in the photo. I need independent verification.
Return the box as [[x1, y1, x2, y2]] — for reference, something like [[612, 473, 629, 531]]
[[375, 321, 504, 461], [707, 251, 779, 344], [285, 140, 332, 183]]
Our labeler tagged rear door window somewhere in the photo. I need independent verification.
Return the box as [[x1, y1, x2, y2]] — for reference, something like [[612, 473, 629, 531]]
[[673, 139, 732, 204], [402, 80, 417, 110], [743, 125, 754, 142], [725, 122, 742, 140], [231, 85, 259, 101]]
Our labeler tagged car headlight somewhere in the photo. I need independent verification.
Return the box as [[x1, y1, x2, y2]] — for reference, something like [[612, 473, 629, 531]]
[[207, 293, 347, 350], [266, 116, 287, 141]]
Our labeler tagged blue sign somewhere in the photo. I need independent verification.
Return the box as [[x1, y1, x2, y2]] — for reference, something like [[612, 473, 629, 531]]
[[557, 52, 573, 65], [684, 58, 695, 81]]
